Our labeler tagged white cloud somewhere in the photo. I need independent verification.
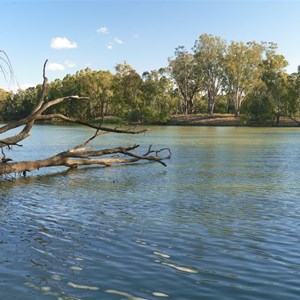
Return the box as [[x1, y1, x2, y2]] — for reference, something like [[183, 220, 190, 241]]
[[50, 37, 77, 49], [114, 38, 123, 45], [64, 60, 76, 68], [107, 45, 113, 50], [46, 63, 65, 71], [97, 27, 109, 34]]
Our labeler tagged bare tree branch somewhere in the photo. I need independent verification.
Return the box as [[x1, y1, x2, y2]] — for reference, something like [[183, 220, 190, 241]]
[[31, 59, 49, 114], [0, 144, 170, 176], [36, 114, 147, 134], [0, 59, 171, 177], [0, 49, 19, 89]]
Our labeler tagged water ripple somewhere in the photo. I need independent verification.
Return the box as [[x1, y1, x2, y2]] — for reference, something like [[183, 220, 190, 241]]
[[2, 126, 300, 299]]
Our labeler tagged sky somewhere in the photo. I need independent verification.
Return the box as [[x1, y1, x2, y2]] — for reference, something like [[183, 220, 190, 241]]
[[1, 0, 300, 91]]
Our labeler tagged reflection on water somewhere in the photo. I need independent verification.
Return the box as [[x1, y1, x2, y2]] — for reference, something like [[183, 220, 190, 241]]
[[1, 126, 300, 299]]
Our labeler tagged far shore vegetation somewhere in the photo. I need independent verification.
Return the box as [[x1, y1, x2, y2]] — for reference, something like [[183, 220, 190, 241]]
[[1, 34, 300, 127]]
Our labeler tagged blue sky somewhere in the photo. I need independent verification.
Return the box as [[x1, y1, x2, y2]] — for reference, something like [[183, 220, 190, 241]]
[[1, 0, 300, 90]]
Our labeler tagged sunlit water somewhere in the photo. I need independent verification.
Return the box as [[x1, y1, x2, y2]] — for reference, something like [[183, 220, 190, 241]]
[[1, 125, 300, 299]]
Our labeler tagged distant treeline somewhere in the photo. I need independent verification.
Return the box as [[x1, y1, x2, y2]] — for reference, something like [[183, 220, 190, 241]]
[[1, 34, 300, 124]]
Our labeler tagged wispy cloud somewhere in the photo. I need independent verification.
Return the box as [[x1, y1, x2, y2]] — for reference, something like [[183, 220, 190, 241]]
[[50, 37, 77, 49], [107, 44, 113, 50], [46, 63, 65, 71], [64, 60, 76, 68], [114, 38, 123, 45], [133, 33, 140, 40], [97, 27, 109, 34]]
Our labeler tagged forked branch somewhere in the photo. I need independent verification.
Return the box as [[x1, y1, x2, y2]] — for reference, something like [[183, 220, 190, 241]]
[[0, 60, 171, 177], [0, 144, 171, 176]]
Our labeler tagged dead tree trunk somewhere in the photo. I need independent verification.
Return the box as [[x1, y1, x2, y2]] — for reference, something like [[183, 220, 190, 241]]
[[0, 61, 171, 178]]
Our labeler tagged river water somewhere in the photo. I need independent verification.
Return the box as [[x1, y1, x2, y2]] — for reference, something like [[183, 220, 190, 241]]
[[1, 125, 300, 299]]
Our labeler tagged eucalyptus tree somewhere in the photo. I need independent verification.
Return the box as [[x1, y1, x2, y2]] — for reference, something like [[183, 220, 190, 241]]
[[46, 79, 65, 115], [65, 68, 101, 119], [285, 72, 300, 117], [0, 88, 8, 100], [1, 92, 18, 120], [96, 70, 114, 119], [223, 41, 265, 116], [54, 68, 114, 121], [48, 78, 63, 100], [168, 46, 202, 114], [112, 62, 143, 121], [77, 69, 114, 120], [290, 66, 300, 115], [60, 73, 85, 118], [289, 66, 300, 114], [193, 34, 226, 114], [260, 43, 289, 124], [0, 88, 9, 117], [141, 68, 175, 122], [1, 86, 41, 121]]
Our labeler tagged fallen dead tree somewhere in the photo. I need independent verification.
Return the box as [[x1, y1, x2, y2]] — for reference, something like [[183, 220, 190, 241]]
[[0, 61, 171, 177]]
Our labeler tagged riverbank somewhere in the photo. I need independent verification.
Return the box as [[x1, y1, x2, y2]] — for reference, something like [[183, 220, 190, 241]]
[[164, 114, 300, 127], [3, 114, 300, 128]]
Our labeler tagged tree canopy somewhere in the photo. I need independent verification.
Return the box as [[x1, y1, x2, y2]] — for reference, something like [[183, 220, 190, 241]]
[[1, 34, 300, 125]]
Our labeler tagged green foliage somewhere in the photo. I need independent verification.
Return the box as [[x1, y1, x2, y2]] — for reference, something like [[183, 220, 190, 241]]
[[111, 62, 143, 121], [1, 34, 299, 124], [1, 86, 42, 120], [0, 88, 8, 101], [193, 34, 226, 114], [0, 88, 10, 119], [286, 72, 300, 116], [214, 95, 229, 114], [241, 43, 295, 124], [141, 69, 174, 122], [223, 41, 265, 116], [168, 46, 201, 114]]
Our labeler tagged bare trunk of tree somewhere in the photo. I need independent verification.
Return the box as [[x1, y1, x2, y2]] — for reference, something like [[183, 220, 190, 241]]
[[207, 85, 218, 115], [232, 89, 244, 117], [0, 144, 170, 176]]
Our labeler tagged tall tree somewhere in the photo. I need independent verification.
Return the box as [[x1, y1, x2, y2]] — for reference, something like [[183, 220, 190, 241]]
[[141, 69, 175, 122], [168, 46, 201, 115], [285, 72, 299, 118], [112, 62, 143, 121], [260, 43, 289, 124], [0, 88, 10, 118], [1, 86, 41, 121], [92, 70, 114, 120], [289, 66, 300, 114], [193, 34, 226, 114], [223, 41, 264, 116], [53, 68, 114, 120]]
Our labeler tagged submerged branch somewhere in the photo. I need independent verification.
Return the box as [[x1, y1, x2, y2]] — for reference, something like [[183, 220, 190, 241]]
[[0, 59, 170, 177], [0, 145, 171, 176]]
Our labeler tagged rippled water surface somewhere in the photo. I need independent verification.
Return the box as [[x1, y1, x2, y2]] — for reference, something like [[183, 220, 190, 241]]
[[1, 125, 300, 299]]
